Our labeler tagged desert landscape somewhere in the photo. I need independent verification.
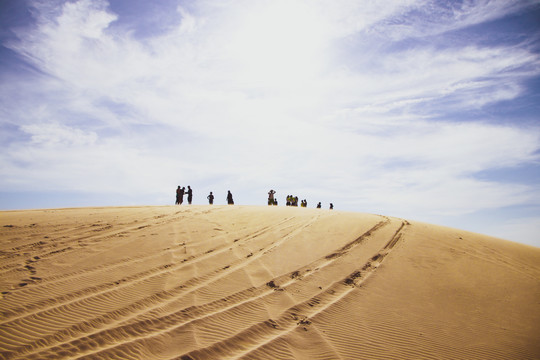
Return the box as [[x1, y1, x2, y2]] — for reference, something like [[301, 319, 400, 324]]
[[0, 205, 539, 359]]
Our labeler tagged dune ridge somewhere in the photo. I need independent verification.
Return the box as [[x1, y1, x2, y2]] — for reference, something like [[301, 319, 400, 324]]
[[1, 205, 539, 359]]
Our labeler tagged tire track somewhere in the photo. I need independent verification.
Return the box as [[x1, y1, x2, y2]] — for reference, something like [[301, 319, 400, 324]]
[[11, 216, 396, 360], [2, 209, 288, 290], [0, 215, 315, 359], [174, 220, 408, 360], [0, 214, 297, 323], [0, 209, 262, 303]]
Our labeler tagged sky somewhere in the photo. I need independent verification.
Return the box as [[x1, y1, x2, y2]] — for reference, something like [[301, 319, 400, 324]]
[[1, 0, 539, 247]]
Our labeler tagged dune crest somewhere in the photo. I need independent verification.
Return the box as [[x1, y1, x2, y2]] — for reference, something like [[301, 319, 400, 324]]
[[1, 205, 539, 359]]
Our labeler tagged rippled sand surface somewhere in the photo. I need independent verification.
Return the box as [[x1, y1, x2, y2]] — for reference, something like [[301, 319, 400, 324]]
[[1, 205, 539, 359]]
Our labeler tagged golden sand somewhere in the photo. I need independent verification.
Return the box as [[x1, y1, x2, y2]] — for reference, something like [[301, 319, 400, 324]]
[[1, 205, 539, 359]]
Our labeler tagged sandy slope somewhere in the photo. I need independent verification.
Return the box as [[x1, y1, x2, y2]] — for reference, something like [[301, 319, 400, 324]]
[[0, 205, 538, 360]]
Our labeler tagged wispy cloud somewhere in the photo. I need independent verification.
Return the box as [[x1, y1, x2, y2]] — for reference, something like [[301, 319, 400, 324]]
[[1, 0, 539, 245], [363, 0, 538, 40]]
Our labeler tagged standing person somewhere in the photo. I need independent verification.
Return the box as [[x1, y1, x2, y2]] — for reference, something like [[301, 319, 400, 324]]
[[207, 192, 214, 205], [227, 191, 234, 205], [329, 203, 334, 210], [176, 186, 181, 205], [317, 202, 322, 208], [179, 187, 185, 205], [186, 186, 193, 205], [268, 189, 276, 206]]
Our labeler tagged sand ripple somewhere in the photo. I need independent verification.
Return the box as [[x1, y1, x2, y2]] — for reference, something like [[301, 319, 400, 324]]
[[1, 206, 539, 359]]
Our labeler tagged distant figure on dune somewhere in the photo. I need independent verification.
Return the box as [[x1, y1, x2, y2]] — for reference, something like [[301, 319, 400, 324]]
[[317, 202, 321, 209], [329, 203, 334, 210], [287, 195, 300, 206], [175, 186, 181, 205], [186, 186, 193, 205], [268, 189, 276, 206], [177, 186, 185, 205], [301, 199, 307, 207], [227, 191, 234, 205], [207, 192, 214, 205]]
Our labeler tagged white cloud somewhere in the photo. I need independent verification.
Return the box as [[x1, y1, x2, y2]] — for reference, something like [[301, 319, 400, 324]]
[[57, 0, 117, 39], [1, 0, 540, 244], [9, 0, 538, 129], [303, 118, 540, 216], [322, 45, 538, 118], [21, 122, 98, 146], [366, 0, 537, 40]]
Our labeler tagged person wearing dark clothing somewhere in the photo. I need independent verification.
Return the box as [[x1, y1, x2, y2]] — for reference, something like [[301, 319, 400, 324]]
[[207, 192, 214, 205], [316, 202, 322, 209], [227, 191, 234, 205], [329, 203, 334, 210], [176, 186, 181, 205], [178, 187, 185, 205], [186, 186, 193, 205]]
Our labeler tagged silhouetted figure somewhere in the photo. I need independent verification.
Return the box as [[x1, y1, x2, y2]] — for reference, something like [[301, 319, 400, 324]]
[[301, 199, 307, 207], [178, 187, 185, 205], [227, 191, 234, 205], [316, 202, 322, 209], [268, 189, 276, 206], [207, 192, 214, 205], [329, 203, 334, 210], [186, 186, 193, 205], [176, 186, 181, 205], [293, 196, 299, 207], [274, 199, 278, 206]]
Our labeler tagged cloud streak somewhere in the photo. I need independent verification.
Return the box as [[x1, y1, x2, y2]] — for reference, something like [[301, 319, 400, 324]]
[[1, 0, 540, 246]]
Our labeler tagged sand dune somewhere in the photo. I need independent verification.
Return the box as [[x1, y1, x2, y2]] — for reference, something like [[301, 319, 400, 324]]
[[0, 205, 538, 360]]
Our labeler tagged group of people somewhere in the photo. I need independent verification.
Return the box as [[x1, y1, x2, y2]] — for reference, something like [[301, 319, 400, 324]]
[[276, 191, 333, 210], [176, 186, 234, 205], [285, 195, 301, 207], [175, 186, 193, 205], [175, 186, 331, 209]]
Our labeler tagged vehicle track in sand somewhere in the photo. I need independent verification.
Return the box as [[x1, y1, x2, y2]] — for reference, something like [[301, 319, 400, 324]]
[[0, 207, 407, 360], [175, 219, 408, 360], [2, 206, 538, 360], [21, 222, 404, 359], [0, 208, 311, 357]]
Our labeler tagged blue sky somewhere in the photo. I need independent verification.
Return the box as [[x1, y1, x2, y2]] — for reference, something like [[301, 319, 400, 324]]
[[1, 0, 539, 247]]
